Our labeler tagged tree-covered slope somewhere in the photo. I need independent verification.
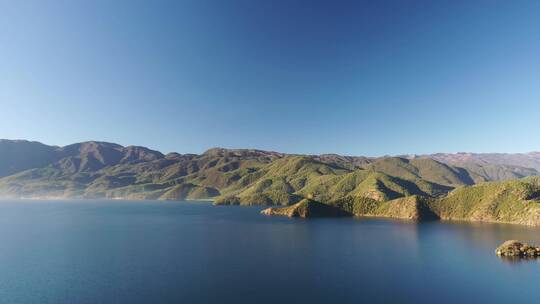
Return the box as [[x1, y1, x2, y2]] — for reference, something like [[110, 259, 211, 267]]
[[327, 195, 438, 220], [1, 139, 540, 225], [367, 157, 475, 187], [429, 177, 540, 226], [264, 178, 540, 226], [214, 156, 452, 206], [261, 198, 350, 218]]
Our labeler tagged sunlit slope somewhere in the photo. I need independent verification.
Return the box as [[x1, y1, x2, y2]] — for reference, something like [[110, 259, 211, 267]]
[[263, 177, 540, 225], [429, 176, 540, 225], [214, 156, 451, 206], [367, 157, 476, 187]]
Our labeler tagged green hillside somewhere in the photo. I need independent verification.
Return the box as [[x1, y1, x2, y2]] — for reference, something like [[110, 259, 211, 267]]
[[429, 177, 540, 226], [214, 156, 450, 206], [265, 177, 540, 226], [367, 157, 475, 187], [1, 140, 540, 226], [261, 198, 350, 218], [327, 195, 437, 220]]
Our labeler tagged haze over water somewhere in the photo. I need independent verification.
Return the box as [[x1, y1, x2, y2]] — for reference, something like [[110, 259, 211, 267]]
[[0, 200, 539, 304]]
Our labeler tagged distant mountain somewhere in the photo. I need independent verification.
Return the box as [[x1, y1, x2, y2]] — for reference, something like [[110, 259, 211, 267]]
[[1, 139, 540, 225], [0, 141, 280, 200], [0, 140, 60, 177], [415, 152, 540, 171], [53, 141, 164, 173], [0, 140, 164, 178]]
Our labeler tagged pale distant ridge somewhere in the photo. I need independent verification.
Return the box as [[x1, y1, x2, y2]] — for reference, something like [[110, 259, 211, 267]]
[[412, 152, 540, 171]]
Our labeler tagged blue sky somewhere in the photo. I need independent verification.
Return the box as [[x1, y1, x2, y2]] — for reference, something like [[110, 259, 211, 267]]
[[1, 0, 539, 155]]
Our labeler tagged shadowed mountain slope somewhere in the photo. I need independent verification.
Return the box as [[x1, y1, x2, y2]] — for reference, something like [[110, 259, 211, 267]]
[[0, 140, 164, 178], [0, 140, 60, 177]]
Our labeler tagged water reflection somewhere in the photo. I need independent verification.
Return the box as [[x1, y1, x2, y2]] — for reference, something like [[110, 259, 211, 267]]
[[498, 256, 540, 264], [431, 220, 540, 249]]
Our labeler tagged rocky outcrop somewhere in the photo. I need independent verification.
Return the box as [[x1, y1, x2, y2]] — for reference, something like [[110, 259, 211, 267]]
[[495, 240, 540, 257], [261, 199, 351, 218]]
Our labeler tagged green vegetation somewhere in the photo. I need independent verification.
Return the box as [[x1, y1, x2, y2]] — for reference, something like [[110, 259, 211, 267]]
[[430, 177, 540, 226], [1, 140, 540, 225], [328, 195, 437, 220], [366, 157, 475, 187], [451, 163, 538, 183], [261, 198, 350, 218]]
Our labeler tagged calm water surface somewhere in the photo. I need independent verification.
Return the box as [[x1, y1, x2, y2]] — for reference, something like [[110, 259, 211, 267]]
[[0, 200, 539, 304]]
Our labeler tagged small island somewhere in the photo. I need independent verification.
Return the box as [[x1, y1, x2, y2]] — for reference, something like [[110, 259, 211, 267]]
[[495, 240, 540, 257]]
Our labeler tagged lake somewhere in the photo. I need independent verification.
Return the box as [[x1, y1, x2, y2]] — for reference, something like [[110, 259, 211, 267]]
[[0, 200, 538, 304]]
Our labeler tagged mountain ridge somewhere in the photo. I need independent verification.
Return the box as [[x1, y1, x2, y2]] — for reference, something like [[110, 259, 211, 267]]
[[3, 139, 539, 173], [1, 139, 540, 225]]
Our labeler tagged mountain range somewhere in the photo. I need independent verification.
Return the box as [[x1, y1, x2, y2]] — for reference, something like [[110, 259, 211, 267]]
[[1, 139, 540, 225]]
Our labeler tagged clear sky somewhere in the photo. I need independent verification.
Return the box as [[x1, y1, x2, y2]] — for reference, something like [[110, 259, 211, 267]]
[[1, 0, 539, 155]]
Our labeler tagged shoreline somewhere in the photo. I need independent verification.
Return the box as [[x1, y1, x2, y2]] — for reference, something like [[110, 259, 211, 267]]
[[1, 196, 539, 228]]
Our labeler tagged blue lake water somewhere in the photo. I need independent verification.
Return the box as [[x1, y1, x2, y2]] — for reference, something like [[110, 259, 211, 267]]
[[0, 200, 539, 304]]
